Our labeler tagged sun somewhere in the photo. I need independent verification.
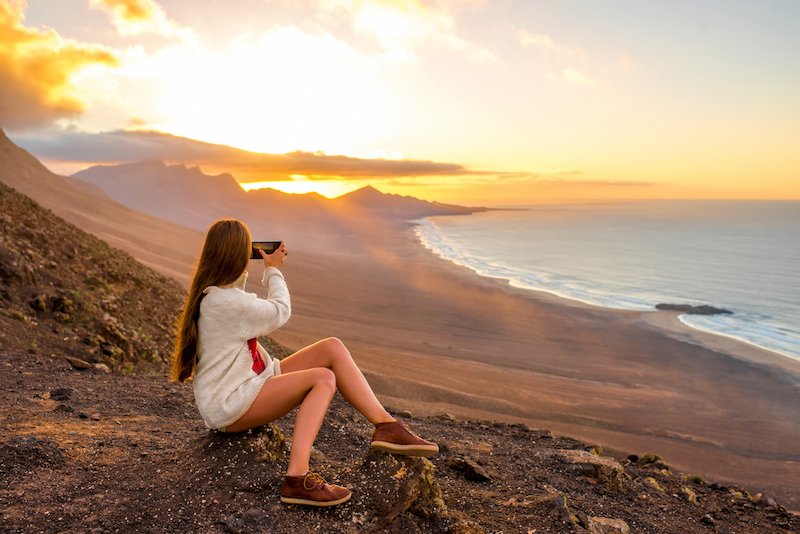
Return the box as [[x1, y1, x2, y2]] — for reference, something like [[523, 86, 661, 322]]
[[239, 175, 367, 198], [121, 26, 394, 155]]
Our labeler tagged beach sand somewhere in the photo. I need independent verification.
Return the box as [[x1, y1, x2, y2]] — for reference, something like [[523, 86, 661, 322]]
[[263, 221, 800, 509]]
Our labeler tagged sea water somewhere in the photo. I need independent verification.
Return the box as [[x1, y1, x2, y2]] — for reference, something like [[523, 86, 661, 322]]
[[415, 200, 800, 361]]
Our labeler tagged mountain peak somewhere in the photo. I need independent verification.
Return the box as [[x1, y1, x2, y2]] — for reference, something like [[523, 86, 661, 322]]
[[341, 185, 385, 199]]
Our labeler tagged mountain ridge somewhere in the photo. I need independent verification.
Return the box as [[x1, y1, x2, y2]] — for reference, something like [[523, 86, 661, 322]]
[[71, 158, 486, 232]]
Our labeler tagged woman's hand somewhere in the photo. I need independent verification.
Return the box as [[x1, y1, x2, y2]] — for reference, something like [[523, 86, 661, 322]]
[[259, 240, 287, 269]]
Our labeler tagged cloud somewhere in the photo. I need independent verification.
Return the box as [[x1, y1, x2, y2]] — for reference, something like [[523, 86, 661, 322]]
[[0, 0, 118, 129], [562, 66, 596, 87], [88, 0, 185, 37], [517, 28, 604, 88], [18, 129, 654, 191], [16, 129, 477, 180], [318, 0, 495, 63], [517, 30, 573, 56], [516, 29, 587, 60]]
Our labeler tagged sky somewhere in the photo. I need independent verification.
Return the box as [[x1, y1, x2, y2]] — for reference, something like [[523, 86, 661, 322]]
[[1, 0, 799, 205]]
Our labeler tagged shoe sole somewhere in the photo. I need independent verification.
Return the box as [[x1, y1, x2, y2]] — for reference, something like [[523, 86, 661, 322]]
[[280, 493, 352, 507], [370, 441, 439, 458]]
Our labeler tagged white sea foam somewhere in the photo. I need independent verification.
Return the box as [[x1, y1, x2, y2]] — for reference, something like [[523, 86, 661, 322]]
[[413, 200, 800, 362]]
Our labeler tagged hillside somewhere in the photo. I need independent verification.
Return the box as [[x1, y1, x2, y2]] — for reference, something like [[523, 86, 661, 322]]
[[0, 179, 185, 372], [0, 130, 205, 285], [71, 160, 485, 242], [1, 178, 797, 532]]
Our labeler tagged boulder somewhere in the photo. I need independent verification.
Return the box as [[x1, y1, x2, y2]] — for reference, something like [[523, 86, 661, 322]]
[[358, 450, 448, 532], [589, 517, 631, 534], [446, 454, 491, 482], [65, 356, 92, 369], [554, 449, 628, 492]]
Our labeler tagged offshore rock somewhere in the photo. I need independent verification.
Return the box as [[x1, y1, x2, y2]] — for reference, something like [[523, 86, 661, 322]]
[[655, 303, 733, 315]]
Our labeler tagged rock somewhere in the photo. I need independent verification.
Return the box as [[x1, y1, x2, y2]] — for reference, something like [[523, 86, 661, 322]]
[[28, 294, 49, 313], [49, 387, 72, 401], [53, 403, 74, 413], [446, 455, 491, 482], [525, 489, 578, 528], [358, 450, 452, 532], [638, 452, 669, 470], [246, 423, 287, 462], [655, 303, 733, 315], [0, 246, 23, 284], [749, 492, 762, 504], [93, 363, 111, 373], [682, 486, 699, 504], [645, 477, 665, 493], [555, 449, 628, 492], [50, 295, 74, 315], [65, 356, 92, 369], [699, 513, 716, 526], [590, 517, 631, 534]]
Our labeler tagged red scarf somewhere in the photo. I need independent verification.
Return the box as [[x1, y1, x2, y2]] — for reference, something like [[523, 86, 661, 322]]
[[247, 338, 266, 375]]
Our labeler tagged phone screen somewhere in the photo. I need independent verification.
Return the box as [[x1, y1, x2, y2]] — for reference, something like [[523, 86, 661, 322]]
[[251, 241, 281, 259]]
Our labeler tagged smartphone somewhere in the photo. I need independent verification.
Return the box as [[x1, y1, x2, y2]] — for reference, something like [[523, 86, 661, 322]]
[[251, 241, 282, 259]]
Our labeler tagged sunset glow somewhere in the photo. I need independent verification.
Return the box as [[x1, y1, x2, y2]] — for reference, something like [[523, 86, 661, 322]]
[[4, 0, 799, 204], [238, 176, 366, 198]]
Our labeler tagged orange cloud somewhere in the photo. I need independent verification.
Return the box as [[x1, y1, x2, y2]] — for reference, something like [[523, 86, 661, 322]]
[[0, 1, 117, 129], [89, 0, 180, 36]]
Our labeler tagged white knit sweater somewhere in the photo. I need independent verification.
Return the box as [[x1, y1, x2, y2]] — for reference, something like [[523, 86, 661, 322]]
[[192, 266, 291, 430]]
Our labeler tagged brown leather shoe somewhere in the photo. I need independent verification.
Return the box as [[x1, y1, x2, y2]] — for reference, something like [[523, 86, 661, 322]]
[[370, 420, 439, 457], [280, 471, 352, 507]]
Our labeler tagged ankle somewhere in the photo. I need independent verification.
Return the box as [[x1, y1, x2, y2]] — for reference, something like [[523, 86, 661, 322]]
[[373, 416, 396, 426], [286, 468, 309, 478]]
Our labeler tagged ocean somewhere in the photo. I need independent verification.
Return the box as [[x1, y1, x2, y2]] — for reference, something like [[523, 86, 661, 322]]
[[414, 200, 800, 361]]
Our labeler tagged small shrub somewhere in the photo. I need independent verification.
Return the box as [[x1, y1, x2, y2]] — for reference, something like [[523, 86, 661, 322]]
[[687, 474, 706, 485]]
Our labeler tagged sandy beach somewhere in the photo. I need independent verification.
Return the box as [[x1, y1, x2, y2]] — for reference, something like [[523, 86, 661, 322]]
[[261, 220, 800, 509]]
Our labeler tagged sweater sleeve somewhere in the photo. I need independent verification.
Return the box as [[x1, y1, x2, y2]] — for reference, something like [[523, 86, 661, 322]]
[[237, 266, 291, 340]]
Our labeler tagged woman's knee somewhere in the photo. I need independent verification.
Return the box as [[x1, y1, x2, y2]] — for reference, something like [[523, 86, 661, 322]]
[[321, 336, 345, 351], [321, 337, 349, 361], [310, 367, 336, 392]]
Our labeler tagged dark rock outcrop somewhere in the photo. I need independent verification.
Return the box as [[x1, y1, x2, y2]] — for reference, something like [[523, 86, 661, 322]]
[[655, 303, 733, 315]]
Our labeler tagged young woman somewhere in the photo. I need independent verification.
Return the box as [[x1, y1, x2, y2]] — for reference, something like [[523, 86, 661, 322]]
[[171, 219, 438, 507]]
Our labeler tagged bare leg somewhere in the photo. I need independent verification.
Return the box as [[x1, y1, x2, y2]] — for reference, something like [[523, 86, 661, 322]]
[[280, 337, 395, 425], [224, 367, 336, 476]]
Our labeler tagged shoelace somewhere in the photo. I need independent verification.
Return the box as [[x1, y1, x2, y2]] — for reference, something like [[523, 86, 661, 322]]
[[303, 471, 326, 491]]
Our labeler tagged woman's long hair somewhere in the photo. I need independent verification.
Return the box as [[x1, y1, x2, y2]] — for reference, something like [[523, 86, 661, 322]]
[[171, 219, 251, 382]]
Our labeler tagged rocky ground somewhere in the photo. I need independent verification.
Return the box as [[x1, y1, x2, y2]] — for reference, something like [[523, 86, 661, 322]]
[[2, 344, 798, 533], [1, 180, 798, 533]]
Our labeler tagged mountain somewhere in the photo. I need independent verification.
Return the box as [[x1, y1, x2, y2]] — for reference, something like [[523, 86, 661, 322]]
[[0, 130, 204, 285], [335, 185, 484, 220], [71, 161, 486, 247]]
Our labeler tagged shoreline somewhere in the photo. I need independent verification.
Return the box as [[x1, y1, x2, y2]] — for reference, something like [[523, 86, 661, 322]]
[[413, 217, 800, 373], [270, 221, 800, 509]]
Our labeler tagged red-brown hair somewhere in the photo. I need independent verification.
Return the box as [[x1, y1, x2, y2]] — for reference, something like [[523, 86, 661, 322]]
[[170, 219, 251, 382]]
